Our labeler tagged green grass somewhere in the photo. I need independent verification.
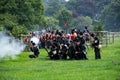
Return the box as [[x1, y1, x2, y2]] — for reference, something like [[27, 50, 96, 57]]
[[0, 38, 120, 80]]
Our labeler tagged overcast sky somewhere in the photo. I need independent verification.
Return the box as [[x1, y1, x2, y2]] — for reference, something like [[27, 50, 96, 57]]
[[65, 0, 69, 2]]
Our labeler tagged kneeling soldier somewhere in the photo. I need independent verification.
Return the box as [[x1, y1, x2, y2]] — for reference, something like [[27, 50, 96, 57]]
[[29, 42, 40, 58]]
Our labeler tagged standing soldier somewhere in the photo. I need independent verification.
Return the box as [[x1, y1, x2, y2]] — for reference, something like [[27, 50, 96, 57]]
[[79, 32, 88, 60], [91, 33, 101, 59]]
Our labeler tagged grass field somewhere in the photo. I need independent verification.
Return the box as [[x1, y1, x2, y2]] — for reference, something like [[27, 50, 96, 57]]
[[0, 38, 120, 80]]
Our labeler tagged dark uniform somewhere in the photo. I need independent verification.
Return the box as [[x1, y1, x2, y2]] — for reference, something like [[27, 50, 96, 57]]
[[79, 36, 88, 60], [29, 43, 40, 58], [91, 33, 101, 59], [67, 42, 75, 60], [74, 32, 88, 60], [94, 37, 101, 59], [59, 44, 68, 60], [48, 42, 60, 60], [74, 41, 81, 60]]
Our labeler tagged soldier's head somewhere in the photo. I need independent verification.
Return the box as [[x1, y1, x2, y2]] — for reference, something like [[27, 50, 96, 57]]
[[77, 32, 83, 37], [91, 33, 95, 38], [80, 32, 83, 36]]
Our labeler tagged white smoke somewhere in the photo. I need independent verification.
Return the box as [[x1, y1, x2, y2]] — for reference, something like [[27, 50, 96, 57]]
[[0, 32, 25, 59], [30, 36, 39, 45]]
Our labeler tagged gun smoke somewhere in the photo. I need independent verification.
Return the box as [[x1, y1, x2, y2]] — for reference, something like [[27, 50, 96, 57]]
[[0, 32, 25, 59]]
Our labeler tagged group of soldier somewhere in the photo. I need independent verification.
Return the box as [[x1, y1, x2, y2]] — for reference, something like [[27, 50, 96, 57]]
[[46, 29, 88, 60], [25, 27, 101, 60]]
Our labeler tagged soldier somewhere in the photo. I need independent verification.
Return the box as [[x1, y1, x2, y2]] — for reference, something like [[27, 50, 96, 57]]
[[29, 42, 40, 58], [48, 41, 60, 60], [79, 32, 88, 60], [83, 26, 90, 42], [91, 33, 101, 59], [74, 39, 81, 60], [73, 32, 88, 60], [67, 41, 75, 60], [59, 43, 68, 60]]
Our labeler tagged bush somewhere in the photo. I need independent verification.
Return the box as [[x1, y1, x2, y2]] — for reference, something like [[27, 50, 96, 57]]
[[93, 25, 104, 32], [12, 25, 28, 38]]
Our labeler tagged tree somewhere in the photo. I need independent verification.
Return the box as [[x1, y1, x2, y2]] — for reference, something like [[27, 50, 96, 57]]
[[43, 0, 65, 16], [15, 0, 44, 30], [12, 25, 27, 38], [66, 0, 95, 18], [65, 0, 77, 11], [0, 0, 17, 32], [69, 16, 93, 30], [57, 9, 72, 29], [94, 0, 111, 19], [0, 0, 45, 36], [45, 17, 60, 29], [101, 0, 120, 31], [93, 25, 104, 32]]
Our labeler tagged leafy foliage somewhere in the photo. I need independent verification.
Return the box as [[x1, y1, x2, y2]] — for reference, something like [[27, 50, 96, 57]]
[[0, 0, 119, 36], [0, 0, 45, 36], [12, 25, 27, 38], [94, 0, 111, 19], [45, 17, 60, 29], [101, 0, 120, 31], [0, 13, 17, 32], [15, 0, 44, 30], [57, 9, 72, 28], [42, 0, 65, 16], [69, 16, 93, 29], [93, 25, 104, 32], [66, 0, 95, 18]]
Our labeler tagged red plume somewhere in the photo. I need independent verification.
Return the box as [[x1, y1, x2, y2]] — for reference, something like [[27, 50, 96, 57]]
[[64, 21, 69, 27]]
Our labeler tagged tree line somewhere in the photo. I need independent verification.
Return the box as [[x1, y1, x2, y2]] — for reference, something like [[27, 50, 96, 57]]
[[43, 0, 120, 31], [0, 0, 119, 37], [0, 0, 45, 37]]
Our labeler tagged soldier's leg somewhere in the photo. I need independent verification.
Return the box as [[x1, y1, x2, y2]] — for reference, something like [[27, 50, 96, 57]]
[[63, 53, 67, 60], [74, 53, 79, 60], [83, 53, 88, 60], [97, 48, 101, 59], [29, 55, 36, 58], [48, 52, 53, 59], [54, 54, 60, 60], [94, 47, 98, 59], [95, 47, 101, 59]]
